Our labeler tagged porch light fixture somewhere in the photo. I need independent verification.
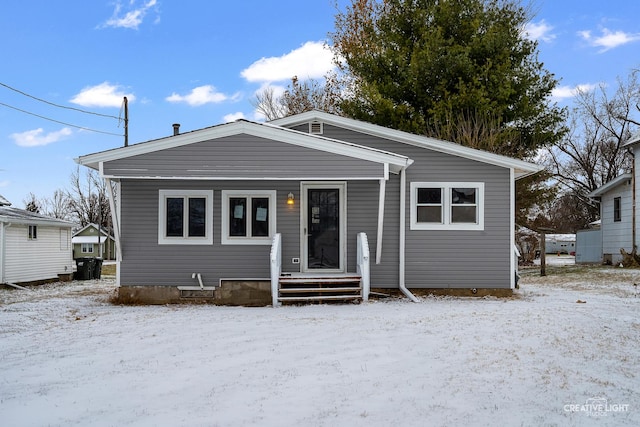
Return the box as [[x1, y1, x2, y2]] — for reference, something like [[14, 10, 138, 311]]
[[287, 192, 295, 205]]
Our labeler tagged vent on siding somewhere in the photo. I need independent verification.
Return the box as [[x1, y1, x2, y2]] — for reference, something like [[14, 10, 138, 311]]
[[309, 121, 323, 135]]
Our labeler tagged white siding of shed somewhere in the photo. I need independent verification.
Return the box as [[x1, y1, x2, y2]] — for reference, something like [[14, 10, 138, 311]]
[[3, 224, 73, 283]]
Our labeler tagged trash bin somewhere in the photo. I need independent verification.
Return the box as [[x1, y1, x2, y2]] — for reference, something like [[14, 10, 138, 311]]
[[74, 257, 94, 280], [93, 257, 103, 279]]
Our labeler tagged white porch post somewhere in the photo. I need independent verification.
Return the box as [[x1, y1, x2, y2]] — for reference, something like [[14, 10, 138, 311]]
[[376, 177, 386, 264], [105, 178, 122, 261]]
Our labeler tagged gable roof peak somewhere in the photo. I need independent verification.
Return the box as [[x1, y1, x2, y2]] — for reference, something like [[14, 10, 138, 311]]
[[270, 111, 543, 179]]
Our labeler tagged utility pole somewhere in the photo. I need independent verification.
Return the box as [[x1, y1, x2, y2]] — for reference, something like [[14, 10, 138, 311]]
[[538, 227, 555, 276], [124, 96, 129, 147]]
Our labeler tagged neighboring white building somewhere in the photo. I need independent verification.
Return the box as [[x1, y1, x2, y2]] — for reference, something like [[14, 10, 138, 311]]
[[0, 196, 74, 285], [544, 234, 576, 254], [586, 173, 633, 265]]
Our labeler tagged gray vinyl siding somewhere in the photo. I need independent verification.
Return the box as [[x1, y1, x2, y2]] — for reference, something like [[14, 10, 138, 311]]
[[118, 123, 514, 289], [293, 123, 513, 289], [347, 178, 400, 288], [119, 179, 386, 286], [120, 180, 293, 286], [104, 134, 384, 180]]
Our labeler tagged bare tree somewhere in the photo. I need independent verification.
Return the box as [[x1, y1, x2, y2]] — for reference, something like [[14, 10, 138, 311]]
[[41, 189, 73, 221], [251, 86, 287, 121], [67, 167, 110, 228], [545, 70, 640, 230], [23, 192, 41, 213], [251, 73, 344, 120]]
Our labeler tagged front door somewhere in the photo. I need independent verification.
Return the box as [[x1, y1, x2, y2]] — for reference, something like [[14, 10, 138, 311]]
[[302, 182, 346, 273]]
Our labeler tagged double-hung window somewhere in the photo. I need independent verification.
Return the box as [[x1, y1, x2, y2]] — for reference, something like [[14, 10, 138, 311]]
[[613, 197, 621, 222], [28, 225, 37, 240], [221, 190, 276, 245], [410, 182, 484, 230], [158, 190, 213, 244], [81, 243, 94, 253]]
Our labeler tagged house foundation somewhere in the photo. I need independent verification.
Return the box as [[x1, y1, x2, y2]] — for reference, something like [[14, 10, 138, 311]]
[[114, 280, 272, 306], [372, 288, 514, 298]]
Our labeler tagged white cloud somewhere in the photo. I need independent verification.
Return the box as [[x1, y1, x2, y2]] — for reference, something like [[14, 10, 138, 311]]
[[166, 85, 239, 106], [578, 28, 640, 52], [101, 0, 159, 30], [523, 20, 556, 42], [223, 112, 246, 122], [0, 180, 9, 188], [241, 41, 335, 83], [70, 82, 134, 108], [551, 83, 599, 101], [11, 128, 73, 147]]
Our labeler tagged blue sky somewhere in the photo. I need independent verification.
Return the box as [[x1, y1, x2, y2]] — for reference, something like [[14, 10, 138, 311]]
[[1, 0, 639, 208]]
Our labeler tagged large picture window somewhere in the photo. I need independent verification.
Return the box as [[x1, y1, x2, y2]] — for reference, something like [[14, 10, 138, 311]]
[[222, 190, 276, 245], [158, 190, 213, 245], [410, 182, 484, 230]]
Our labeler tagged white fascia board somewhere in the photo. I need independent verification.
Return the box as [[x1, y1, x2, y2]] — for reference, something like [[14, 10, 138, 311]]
[[247, 122, 412, 168], [587, 173, 633, 198], [76, 119, 412, 172], [622, 132, 640, 147], [100, 174, 389, 181], [271, 111, 542, 179], [0, 215, 74, 227]]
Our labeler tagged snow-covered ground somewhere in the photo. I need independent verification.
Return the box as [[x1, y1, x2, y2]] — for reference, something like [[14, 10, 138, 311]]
[[1, 267, 639, 427]]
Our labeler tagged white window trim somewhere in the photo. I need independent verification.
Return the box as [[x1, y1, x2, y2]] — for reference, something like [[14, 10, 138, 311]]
[[221, 190, 276, 245], [410, 182, 484, 231], [28, 225, 37, 240], [158, 189, 213, 245], [81, 243, 94, 253]]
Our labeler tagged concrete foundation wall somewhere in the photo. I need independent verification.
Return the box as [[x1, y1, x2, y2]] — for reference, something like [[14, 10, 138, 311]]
[[115, 280, 271, 306]]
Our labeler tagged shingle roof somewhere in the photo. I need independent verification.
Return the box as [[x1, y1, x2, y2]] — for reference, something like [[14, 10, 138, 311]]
[[0, 205, 74, 227]]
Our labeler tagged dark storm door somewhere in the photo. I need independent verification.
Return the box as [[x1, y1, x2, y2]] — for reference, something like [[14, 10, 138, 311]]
[[302, 183, 346, 272]]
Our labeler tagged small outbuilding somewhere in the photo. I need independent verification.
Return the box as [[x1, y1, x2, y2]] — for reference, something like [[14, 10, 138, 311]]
[[0, 195, 74, 285]]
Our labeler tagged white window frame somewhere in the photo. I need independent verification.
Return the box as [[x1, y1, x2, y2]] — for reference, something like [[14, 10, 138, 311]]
[[158, 190, 213, 245], [81, 243, 94, 253], [28, 225, 37, 240], [221, 190, 276, 245], [410, 182, 484, 231]]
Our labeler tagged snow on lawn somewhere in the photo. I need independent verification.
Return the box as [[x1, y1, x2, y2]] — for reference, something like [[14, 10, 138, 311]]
[[1, 267, 639, 427]]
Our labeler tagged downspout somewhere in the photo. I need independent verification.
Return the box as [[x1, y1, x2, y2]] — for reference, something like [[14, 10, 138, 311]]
[[510, 169, 517, 289], [399, 167, 419, 302]]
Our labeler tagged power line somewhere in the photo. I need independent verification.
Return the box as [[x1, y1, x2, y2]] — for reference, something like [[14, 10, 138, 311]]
[[0, 102, 123, 137], [0, 81, 120, 120]]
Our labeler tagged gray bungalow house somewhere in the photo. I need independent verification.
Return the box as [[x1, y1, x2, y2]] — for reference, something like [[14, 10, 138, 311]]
[[76, 111, 541, 305]]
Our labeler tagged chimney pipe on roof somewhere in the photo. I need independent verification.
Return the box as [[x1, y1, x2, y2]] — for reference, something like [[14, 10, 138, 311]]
[[172, 123, 180, 136]]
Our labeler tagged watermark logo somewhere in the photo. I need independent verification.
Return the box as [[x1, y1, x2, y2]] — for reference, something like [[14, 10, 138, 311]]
[[564, 397, 629, 417]]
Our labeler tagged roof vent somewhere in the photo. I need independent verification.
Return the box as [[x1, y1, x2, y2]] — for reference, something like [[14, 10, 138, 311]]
[[172, 123, 180, 136], [309, 121, 323, 135]]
